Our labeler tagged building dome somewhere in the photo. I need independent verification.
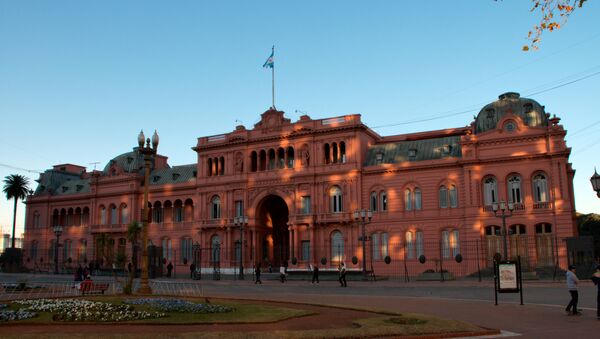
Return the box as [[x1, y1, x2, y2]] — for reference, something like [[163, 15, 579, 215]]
[[474, 92, 548, 134], [103, 147, 145, 174]]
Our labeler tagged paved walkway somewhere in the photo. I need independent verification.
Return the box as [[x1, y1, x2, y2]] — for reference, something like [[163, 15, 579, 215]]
[[2, 273, 598, 338]]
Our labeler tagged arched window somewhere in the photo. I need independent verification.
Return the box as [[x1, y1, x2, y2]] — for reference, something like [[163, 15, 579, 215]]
[[381, 232, 389, 258], [331, 231, 344, 263], [416, 231, 424, 258], [484, 177, 498, 205], [33, 211, 40, 228], [184, 199, 194, 222], [414, 188, 422, 210], [330, 186, 343, 213], [219, 156, 224, 175], [405, 231, 415, 259], [63, 239, 72, 262], [372, 233, 380, 260], [533, 173, 549, 203], [211, 235, 221, 264], [439, 186, 448, 208], [442, 230, 450, 258], [340, 141, 346, 163], [449, 185, 458, 208], [31, 240, 39, 260], [451, 230, 460, 257], [181, 237, 193, 264], [259, 150, 266, 171], [508, 175, 522, 204], [251, 151, 258, 172], [67, 208, 74, 226], [370, 191, 378, 212], [99, 206, 106, 225], [332, 142, 339, 163], [324, 144, 331, 164], [162, 237, 172, 261], [174, 200, 183, 222], [277, 147, 285, 169], [211, 196, 221, 219], [268, 149, 276, 170], [404, 189, 413, 211], [380, 191, 388, 211], [110, 205, 118, 224], [120, 204, 128, 224], [207, 158, 213, 176], [286, 146, 295, 168], [78, 239, 87, 262], [118, 238, 126, 256], [152, 202, 163, 223]]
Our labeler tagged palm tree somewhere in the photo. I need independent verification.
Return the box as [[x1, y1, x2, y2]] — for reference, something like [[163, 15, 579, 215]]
[[3, 174, 30, 248]]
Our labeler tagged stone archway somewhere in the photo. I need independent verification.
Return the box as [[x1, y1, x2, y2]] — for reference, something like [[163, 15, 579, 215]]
[[256, 194, 289, 268]]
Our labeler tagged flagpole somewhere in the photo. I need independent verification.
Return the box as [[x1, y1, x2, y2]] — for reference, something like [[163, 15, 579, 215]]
[[272, 46, 275, 109]]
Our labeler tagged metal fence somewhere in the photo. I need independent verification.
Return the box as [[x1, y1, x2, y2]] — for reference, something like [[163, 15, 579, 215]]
[[16, 235, 598, 281]]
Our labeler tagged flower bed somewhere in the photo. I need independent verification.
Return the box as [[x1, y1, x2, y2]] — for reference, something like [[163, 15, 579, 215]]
[[124, 298, 233, 313], [14, 298, 165, 322], [0, 303, 38, 322]]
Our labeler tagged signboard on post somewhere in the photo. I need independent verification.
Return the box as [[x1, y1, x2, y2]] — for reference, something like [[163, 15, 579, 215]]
[[498, 261, 519, 293]]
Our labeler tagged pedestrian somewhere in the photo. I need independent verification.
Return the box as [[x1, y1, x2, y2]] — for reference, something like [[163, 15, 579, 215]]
[[279, 265, 287, 283], [75, 265, 83, 282], [339, 262, 347, 287], [591, 264, 600, 320], [255, 263, 262, 284], [190, 263, 196, 279], [127, 262, 133, 275], [311, 264, 320, 284], [167, 261, 173, 278], [565, 265, 581, 316]]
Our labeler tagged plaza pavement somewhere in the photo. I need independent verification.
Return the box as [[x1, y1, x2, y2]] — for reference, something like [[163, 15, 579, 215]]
[[1, 273, 598, 338]]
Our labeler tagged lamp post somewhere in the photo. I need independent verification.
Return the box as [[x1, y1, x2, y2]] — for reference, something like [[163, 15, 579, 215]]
[[491, 201, 514, 261], [137, 129, 159, 294], [53, 225, 63, 274], [590, 169, 600, 198], [234, 216, 249, 280], [353, 209, 372, 279]]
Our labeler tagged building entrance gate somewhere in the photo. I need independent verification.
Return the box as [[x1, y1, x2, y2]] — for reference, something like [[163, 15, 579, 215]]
[[257, 195, 289, 268]]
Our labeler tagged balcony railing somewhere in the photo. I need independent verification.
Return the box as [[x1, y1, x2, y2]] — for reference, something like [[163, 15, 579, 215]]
[[533, 201, 552, 209], [90, 224, 127, 233]]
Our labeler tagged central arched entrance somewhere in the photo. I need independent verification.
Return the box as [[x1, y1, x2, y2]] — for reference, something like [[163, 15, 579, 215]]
[[256, 195, 289, 268]]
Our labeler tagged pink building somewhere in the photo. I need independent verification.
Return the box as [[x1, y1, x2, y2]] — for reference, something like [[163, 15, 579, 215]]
[[24, 92, 576, 277]]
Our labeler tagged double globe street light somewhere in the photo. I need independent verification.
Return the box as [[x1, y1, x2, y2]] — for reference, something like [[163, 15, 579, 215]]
[[233, 216, 249, 280], [491, 201, 514, 261], [353, 209, 372, 279], [53, 225, 63, 274], [137, 129, 159, 294]]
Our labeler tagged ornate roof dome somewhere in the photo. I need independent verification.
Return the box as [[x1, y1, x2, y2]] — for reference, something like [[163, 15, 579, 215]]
[[103, 147, 146, 174], [474, 92, 548, 134]]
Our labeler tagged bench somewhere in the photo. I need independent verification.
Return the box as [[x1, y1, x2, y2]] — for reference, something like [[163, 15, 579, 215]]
[[80, 282, 109, 295]]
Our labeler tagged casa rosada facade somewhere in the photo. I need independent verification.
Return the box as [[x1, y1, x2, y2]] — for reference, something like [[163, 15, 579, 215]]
[[24, 92, 576, 277]]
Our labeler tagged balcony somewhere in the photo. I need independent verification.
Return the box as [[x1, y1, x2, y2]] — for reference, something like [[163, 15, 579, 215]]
[[533, 201, 552, 209], [90, 224, 127, 233], [316, 212, 353, 224]]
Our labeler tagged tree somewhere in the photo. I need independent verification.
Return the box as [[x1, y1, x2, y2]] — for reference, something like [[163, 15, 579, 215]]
[[522, 0, 587, 51], [2, 174, 30, 248], [124, 221, 142, 294]]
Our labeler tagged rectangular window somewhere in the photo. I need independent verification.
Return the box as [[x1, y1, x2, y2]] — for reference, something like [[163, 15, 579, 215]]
[[381, 232, 389, 258], [442, 231, 450, 258], [406, 232, 415, 259], [301, 240, 310, 261], [235, 200, 244, 217], [301, 196, 311, 215], [416, 231, 424, 258], [451, 230, 460, 258]]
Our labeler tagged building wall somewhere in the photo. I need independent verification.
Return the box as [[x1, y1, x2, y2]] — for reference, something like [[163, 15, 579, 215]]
[[22, 97, 577, 276]]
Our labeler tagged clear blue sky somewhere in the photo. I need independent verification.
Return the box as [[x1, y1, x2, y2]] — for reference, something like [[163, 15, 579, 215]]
[[1, 1, 600, 236]]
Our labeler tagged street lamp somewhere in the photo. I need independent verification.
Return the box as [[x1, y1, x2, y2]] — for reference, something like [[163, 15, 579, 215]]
[[590, 169, 600, 198], [491, 201, 514, 261], [53, 225, 63, 274], [353, 209, 372, 279], [234, 215, 249, 280], [137, 129, 159, 294]]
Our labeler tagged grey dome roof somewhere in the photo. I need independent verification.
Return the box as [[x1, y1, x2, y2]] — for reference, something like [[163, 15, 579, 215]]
[[474, 92, 548, 134], [103, 147, 146, 174]]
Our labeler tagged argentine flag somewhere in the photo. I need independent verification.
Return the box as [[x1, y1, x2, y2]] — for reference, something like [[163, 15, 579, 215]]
[[263, 47, 274, 68]]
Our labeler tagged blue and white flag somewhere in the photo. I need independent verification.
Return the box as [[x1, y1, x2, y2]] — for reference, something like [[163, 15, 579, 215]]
[[263, 46, 274, 68]]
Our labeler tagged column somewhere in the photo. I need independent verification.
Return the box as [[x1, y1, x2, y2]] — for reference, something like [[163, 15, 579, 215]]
[[310, 224, 316, 264], [294, 225, 300, 262], [288, 224, 293, 262]]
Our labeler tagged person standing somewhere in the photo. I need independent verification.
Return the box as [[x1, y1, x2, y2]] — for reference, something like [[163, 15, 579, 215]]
[[565, 265, 581, 316], [167, 261, 173, 278], [189, 263, 196, 279], [591, 264, 600, 320], [339, 262, 347, 287], [255, 263, 262, 284], [311, 264, 320, 284]]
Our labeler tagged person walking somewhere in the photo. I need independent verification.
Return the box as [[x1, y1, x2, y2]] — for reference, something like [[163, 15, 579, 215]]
[[255, 263, 262, 284], [565, 265, 581, 316], [338, 262, 347, 287], [311, 264, 320, 284], [189, 263, 196, 279], [591, 264, 600, 320]]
